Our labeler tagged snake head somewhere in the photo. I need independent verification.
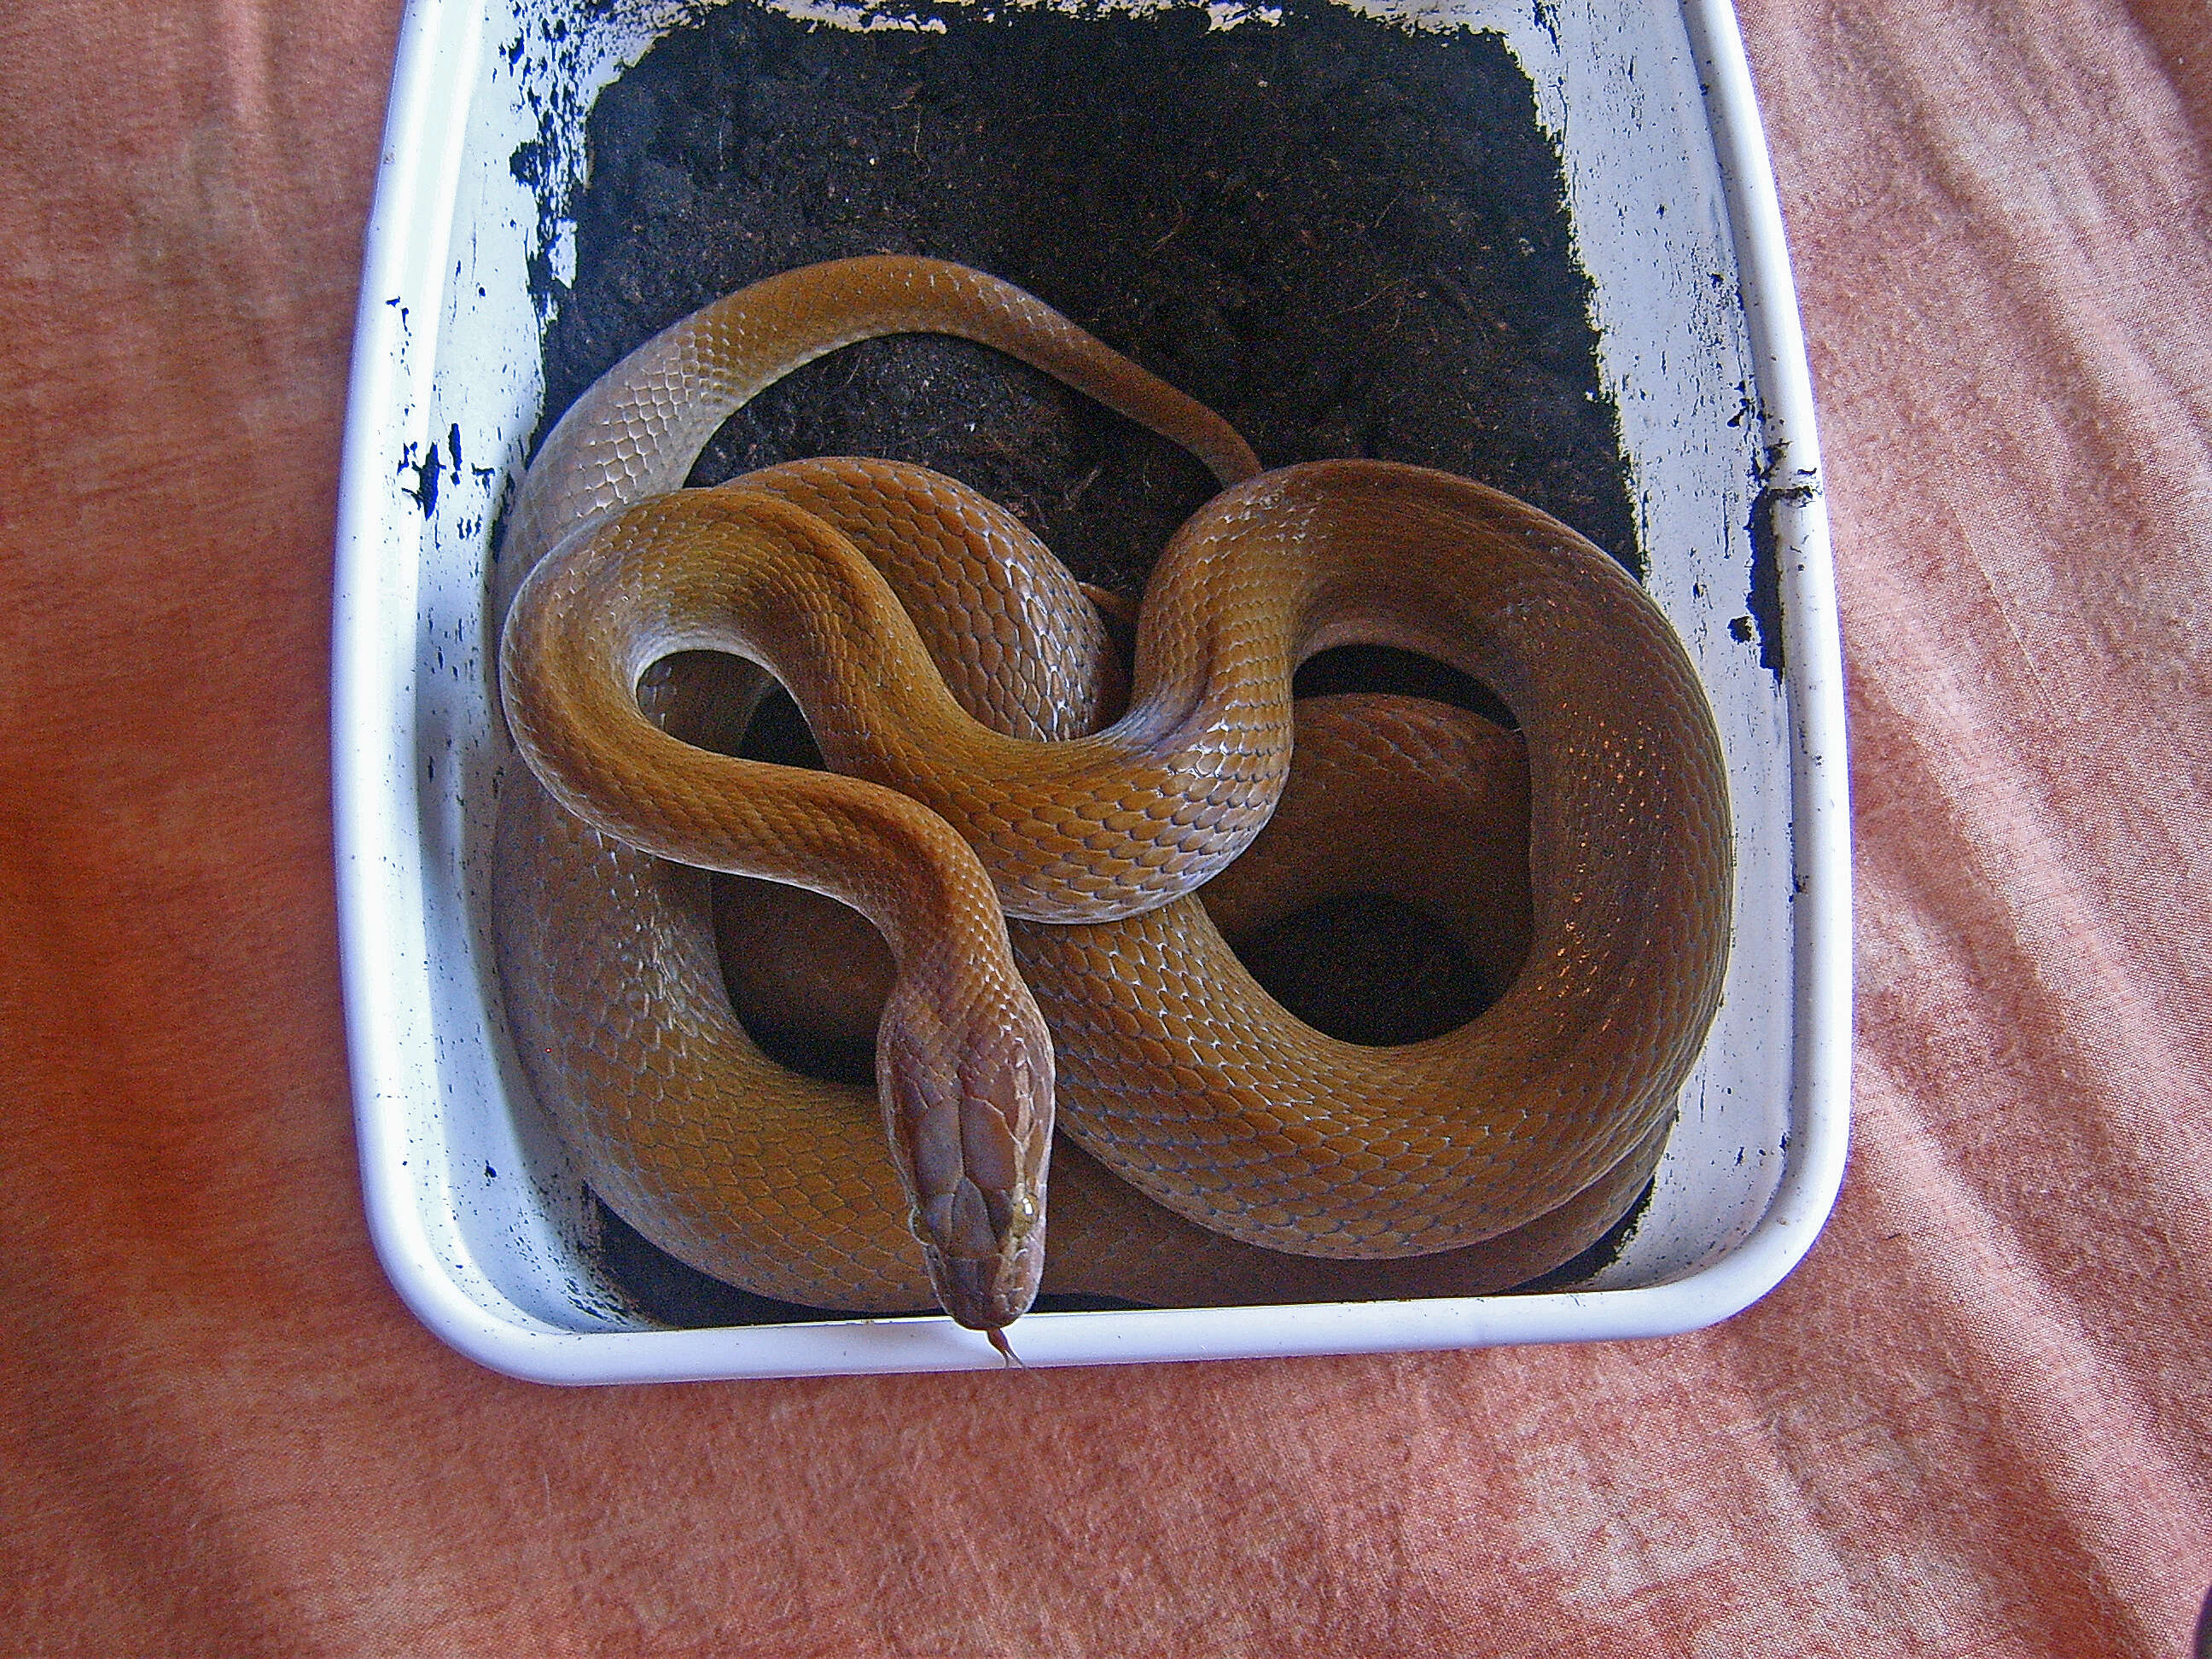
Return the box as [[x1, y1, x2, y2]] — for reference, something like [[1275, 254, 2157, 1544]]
[[876, 975, 1055, 1331]]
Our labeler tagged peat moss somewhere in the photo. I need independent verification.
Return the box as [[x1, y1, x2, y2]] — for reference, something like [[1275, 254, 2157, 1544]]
[[534, 0, 1635, 587]]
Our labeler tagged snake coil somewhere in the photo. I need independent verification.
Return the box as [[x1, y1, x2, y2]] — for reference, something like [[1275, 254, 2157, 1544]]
[[494, 257, 1732, 1330]]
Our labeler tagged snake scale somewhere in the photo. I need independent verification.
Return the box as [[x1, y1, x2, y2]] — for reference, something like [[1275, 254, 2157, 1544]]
[[493, 256, 1732, 1332]]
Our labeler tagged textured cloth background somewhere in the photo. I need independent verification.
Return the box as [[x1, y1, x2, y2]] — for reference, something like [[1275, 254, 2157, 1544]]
[[2, 0, 2206, 1653]]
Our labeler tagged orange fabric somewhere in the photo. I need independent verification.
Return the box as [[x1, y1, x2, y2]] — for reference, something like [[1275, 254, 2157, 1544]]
[[2, 0, 2206, 1652]]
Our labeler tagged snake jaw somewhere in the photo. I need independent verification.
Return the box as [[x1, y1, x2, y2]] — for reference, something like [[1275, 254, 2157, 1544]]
[[876, 978, 1054, 1330]]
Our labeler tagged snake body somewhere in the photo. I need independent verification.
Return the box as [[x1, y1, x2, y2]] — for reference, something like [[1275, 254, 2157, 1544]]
[[495, 257, 1732, 1330]]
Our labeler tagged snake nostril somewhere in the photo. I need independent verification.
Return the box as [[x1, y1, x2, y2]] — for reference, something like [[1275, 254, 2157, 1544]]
[[934, 1254, 1010, 1330]]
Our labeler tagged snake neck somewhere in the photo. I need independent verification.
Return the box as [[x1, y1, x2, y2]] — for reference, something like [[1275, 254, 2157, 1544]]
[[501, 499, 1065, 1328]]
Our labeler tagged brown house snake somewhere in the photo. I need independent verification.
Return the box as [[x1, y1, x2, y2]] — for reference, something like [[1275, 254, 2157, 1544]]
[[493, 257, 1732, 1332]]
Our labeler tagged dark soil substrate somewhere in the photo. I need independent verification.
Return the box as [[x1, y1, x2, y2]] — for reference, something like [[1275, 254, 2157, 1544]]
[[522, 0, 1649, 1325]]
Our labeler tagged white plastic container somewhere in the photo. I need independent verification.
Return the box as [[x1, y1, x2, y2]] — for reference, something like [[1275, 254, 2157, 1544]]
[[332, 0, 1850, 1382]]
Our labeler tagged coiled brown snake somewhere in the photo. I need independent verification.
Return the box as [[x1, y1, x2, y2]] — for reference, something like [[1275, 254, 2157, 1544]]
[[494, 256, 1732, 1332]]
